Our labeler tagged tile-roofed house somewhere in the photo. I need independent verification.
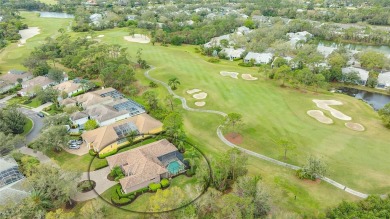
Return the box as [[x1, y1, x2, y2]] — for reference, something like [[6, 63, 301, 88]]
[[53, 80, 83, 97], [244, 52, 274, 64], [377, 72, 390, 89], [220, 47, 245, 61], [70, 111, 89, 127], [106, 139, 185, 194], [81, 113, 163, 154], [18, 76, 56, 97], [342, 67, 369, 85], [286, 31, 313, 46], [85, 105, 130, 126], [317, 44, 336, 58], [204, 34, 231, 48], [0, 70, 33, 93], [236, 26, 252, 35]]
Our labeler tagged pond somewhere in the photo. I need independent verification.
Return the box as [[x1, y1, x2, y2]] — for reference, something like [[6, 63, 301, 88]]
[[319, 41, 390, 56], [337, 87, 390, 110], [38, 12, 74, 19]]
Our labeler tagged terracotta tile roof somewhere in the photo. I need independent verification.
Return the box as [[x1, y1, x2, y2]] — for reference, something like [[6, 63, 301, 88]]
[[106, 139, 177, 191], [21, 76, 54, 88], [81, 113, 163, 152], [0, 72, 32, 84], [70, 111, 89, 121], [85, 105, 129, 123]]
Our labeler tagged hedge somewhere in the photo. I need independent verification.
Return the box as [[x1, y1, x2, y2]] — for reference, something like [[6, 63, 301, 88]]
[[207, 57, 220, 63], [98, 148, 118, 159], [161, 178, 170, 188], [89, 149, 97, 156], [149, 183, 162, 192], [117, 186, 148, 198], [111, 195, 132, 206], [71, 90, 85, 97]]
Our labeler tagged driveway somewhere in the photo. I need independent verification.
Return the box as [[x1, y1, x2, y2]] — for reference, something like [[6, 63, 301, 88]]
[[73, 167, 117, 202], [0, 94, 16, 104], [31, 102, 52, 113]]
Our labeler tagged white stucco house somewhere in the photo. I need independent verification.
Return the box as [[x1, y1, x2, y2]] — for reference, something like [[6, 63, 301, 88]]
[[377, 72, 390, 89], [220, 47, 245, 61], [342, 67, 369, 85], [244, 52, 273, 65]]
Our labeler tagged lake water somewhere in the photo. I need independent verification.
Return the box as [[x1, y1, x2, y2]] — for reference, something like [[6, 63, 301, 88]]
[[337, 87, 390, 110], [319, 41, 390, 56], [39, 12, 74, 19]]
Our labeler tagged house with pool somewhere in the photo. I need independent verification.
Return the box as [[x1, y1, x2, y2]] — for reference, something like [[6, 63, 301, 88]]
[[106, 139, 186, 194]]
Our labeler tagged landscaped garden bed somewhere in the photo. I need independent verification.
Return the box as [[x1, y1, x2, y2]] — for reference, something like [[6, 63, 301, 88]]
[[77, 180, 96, 193]]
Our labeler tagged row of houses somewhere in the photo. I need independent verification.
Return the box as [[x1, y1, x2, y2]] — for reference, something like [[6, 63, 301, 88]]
[[342, 66, 390, 88]]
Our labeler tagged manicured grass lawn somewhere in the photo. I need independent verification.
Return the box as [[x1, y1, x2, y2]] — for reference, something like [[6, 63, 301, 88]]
[[22, 118, 33, 136], [37, 0, 58, 5], [0, 11, 71, 73], [98, 37, 390, 194], [46, 149, 107, 172], [24, 98, 42, 108], [100, 174, 199, 213]]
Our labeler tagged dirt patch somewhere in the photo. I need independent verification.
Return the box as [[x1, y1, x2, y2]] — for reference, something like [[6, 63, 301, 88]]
[[241, 73, 258, 81], [186, 89, 201, 94], [302, 178, 321, 185], [193, 92, 208, 99], [345, 122, 365, 131], [312, 99, 352, 121], [220, 71, 239, 79], [123, 34, 150, 43], [195, 101, 206, 107], [225, 133, 243, 145], [307, 110, 333, 124]]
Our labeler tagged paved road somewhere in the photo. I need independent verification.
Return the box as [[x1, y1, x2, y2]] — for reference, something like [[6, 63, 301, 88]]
[[0, 102, 44, 144], [144, 66, 386, 199]]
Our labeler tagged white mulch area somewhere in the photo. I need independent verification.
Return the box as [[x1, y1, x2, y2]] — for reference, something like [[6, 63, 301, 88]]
[[220, 71, 239, 79], [241, 73, 258, 81], [186, 89, 202, 94], [195, 101, 206, 107], [307, 110, 333, 124], [193, 92, 208, 100], [123, 34, 150, 43], [345, 122, 365, 131], [312, 99, 352, 121], [18, 27, 40, 46]]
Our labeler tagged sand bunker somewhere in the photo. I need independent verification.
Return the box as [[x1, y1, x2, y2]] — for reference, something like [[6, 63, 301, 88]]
[[97, 35, 104, 38], [195, 101, 206, 107], [124, 34, 150, 44], [220, 71, 239, 79], [86, 36, 92, 39], [186, 89, 201, 94], [345, 122, 365, 131], [312, 99, 352, 121], [307, 110, 333, 124], [193, 92, 208, 100], [241, 74, 258, 81], [18, 27, 40, 46]]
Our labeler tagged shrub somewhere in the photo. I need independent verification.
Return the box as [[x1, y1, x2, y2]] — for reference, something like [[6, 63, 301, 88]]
[[89, 149, 97, 156], [23, 100, 32, 104], [238, 62, 254, 67], [71, 90, 85, 97], [111, 194, 132, 206], [110, 166, 125, 181], [160, 178, 170, 188], [186, 169, 195, 177], [149, 81, 158, 88], [207, 57, 220, 63], [149, 182, 162, 192]]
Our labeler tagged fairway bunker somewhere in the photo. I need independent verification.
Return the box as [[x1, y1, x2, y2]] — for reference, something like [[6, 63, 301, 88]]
[[193, 92, 208, 99], [186, 89, 201, 94], [345, 122, 365, 131], [195, 101, 206, 107], [307, 110, 333, 124], [313, 99, 352, 121], [220, 71, 239, 79], [18, 27, 40, 46], [87, 133, 211, 214], [124, 34, 150, 44], [241, 73, 258, 81]]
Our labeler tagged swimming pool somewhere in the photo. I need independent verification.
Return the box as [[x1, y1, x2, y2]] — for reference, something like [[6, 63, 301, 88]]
[[167, 160, 182, 175]]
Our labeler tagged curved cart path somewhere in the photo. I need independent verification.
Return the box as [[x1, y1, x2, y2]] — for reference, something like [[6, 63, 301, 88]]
[[145, 66, 386, 199]]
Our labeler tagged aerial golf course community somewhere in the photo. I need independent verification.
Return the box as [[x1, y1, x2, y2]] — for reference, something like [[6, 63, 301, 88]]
[[1, 2, 390, 218]]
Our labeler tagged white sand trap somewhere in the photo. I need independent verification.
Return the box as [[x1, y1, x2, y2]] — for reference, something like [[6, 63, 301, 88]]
[[123, 34, 150, 44], [345, 122, 365, 131], [86, 36, 92, 39], [18, 27, 40, 45], [193, 92, 208, 100], [195, 101, 206, 107], [307, 110, 333, 124], [220, 71, 239, 79], [312, 99, 352, 121], [241, 74, 258, 81], [97, 35, 104, 38], [186, 89, 202, 94]]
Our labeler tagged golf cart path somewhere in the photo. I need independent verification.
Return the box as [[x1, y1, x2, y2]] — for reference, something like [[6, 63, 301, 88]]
[[145, 66, 385, 199]]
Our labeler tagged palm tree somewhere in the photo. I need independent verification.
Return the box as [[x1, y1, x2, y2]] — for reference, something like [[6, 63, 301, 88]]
[[168, 77, 180, 90], [184, 148, 200, 172]]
